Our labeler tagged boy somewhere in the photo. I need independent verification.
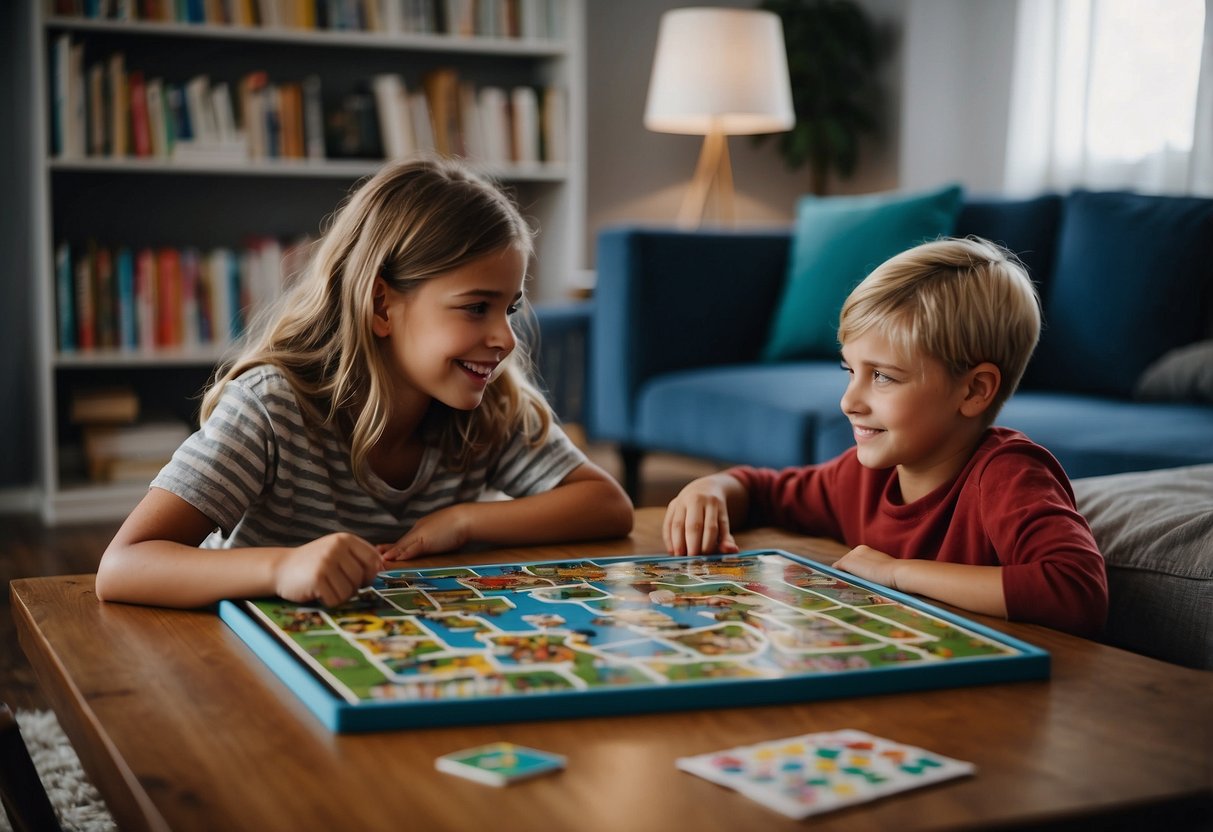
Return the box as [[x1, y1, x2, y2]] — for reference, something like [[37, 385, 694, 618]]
[[663, 237, 1108, 638]]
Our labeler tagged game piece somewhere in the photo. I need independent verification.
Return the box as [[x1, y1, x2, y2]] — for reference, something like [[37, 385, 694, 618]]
[[436, 742, 566, 786], [219, 550, 1048, 732], [677, 729, 975, 819]]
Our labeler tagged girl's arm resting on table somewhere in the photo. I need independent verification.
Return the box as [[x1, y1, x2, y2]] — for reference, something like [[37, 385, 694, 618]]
[[383, 461, 632, 560], [833, 545, 1008, 619], [95, 487, 383, 609]]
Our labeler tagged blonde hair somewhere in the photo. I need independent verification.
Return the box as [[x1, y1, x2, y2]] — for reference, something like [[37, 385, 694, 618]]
[[202, 158, 552, 488], [837, 236, 1041, 421]]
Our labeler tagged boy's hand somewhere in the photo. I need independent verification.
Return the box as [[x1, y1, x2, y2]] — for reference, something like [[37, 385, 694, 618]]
[[275, 532, 384, 606], [664, 475, 741, 556], [833, 545, 902, 589], [380, 505, 471, 561]]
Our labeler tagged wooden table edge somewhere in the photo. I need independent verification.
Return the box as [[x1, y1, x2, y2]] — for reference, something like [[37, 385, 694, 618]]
[[11, 576, 172, 832]]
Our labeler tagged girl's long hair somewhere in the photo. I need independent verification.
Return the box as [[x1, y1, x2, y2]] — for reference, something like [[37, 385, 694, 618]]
[[202, 158, 552, 488]]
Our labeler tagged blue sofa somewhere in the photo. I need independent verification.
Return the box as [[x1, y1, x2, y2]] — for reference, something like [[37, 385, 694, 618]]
[[588, 191, 1213, 498]]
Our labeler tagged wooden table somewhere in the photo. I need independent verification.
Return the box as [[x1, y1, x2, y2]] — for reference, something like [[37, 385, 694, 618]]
[[12, 509, 1213, 831]]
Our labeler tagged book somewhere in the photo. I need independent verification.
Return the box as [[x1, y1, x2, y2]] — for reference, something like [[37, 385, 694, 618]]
[[107, 52, 128, 157], [94, 246, 115, 348], [207, 248, 234, 344], [423, 67, 462, 157], [239, 71, 269, 159], [128, 69, 152, 156], [82, 419, 190, 482], [134, 247, 157, 351], [115, 247, 136, 349], [87, 60, 106, 156], [155, 247, 181, 346], [146, 76, 169, 158], [52, 34, 71, 156], [477, 85, 510, 165], [74, 246, 95, 350], [510, 85, 539, 164], [55, 242, 75, 352], [407, 90, 435, 154], [435, 743, 565, 787], [301, 74, 326, 160], [67, 41, 87, 157], [70, 386, 139, 424], [371, 73, 415, 159], [541, 85, 566, 163]]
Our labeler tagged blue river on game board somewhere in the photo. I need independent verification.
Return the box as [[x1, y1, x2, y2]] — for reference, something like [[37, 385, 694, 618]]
[[386, 568, 729, 650]]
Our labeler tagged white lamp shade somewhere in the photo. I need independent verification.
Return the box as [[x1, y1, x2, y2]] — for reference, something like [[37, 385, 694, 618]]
[[644, 7, 795, 136]]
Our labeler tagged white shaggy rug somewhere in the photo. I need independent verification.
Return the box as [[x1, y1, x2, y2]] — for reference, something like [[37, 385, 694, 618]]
[[1, 710, 115, 832]]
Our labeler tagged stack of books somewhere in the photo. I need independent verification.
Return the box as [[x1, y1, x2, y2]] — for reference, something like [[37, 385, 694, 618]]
[[70, 387, 191, 484]]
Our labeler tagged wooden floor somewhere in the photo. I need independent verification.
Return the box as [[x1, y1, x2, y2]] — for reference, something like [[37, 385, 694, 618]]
[[1, 445, 719, 711]]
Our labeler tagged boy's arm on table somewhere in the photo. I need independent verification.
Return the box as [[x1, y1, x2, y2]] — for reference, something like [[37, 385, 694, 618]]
[[834, 547, 1008, 618], [95, 487, 382, 609], [663, 472, 751, 556]]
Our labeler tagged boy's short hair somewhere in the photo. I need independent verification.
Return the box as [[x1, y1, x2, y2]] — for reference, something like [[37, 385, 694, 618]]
[[837, 236, 1041, 421]]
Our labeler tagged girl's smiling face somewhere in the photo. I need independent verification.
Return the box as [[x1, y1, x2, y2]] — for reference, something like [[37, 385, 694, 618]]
[[375, 246, 525, 416], [839, 329, 985, 501]]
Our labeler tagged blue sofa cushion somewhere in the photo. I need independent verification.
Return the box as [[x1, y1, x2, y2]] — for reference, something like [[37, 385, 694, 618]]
[[954, 194, 1062, 298], [998, 391, 1213, 479], [1030, 191, 1213, 397], [762, 184, 964, 362], [635, 363, 854, 469]]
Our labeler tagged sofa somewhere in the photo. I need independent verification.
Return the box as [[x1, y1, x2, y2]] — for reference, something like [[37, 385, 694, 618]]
[[583, 188, 1213, 669]]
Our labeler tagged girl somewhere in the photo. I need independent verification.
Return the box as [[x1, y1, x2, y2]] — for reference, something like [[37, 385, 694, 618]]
[[96, 159, 633, 609]]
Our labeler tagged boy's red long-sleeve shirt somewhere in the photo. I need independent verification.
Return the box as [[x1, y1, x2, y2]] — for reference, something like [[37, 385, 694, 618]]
[[728, 428, 1108, 638]]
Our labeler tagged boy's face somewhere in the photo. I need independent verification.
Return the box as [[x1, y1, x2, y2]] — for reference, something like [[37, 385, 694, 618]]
[[839, 329, 981, 488], [376, 246, 525, 414]]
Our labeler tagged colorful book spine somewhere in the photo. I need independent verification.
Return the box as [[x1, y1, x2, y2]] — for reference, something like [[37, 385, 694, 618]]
[[116, 247, 137, 349], [56, 243, 75, 352], [135, 247, 156, 351]]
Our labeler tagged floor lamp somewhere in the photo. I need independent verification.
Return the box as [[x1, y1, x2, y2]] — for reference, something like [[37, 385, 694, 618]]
[[644, 8, 794, 229]]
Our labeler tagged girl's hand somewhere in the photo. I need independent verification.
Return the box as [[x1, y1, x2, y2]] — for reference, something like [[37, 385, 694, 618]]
[[663, 475, 741, 556], [833, 545, 901, 588], [274, 533, 384, 606], [380, 505, 471, 561]]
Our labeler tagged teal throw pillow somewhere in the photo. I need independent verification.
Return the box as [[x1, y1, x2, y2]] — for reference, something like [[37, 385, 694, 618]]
[[762, 184, 965, 361]]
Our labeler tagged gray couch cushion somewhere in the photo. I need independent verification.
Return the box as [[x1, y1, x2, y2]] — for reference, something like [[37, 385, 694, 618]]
[[1072, 464, 1213, 669]]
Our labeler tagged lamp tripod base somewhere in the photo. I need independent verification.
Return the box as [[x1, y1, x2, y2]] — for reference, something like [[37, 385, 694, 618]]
[[677, 129, 735, 229]]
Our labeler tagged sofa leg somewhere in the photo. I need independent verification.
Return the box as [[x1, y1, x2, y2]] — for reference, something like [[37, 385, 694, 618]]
[[619, 446, 644, 505]]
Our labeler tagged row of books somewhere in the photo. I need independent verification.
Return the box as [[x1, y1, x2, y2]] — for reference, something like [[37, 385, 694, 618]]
[[369, 70, 566, 164], [52, 36, 566, 165], [54, 237, 313, 354], [52, 0, 566, 40]]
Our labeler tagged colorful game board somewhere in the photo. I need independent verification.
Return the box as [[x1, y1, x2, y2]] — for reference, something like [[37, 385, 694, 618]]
[[219, 550, 1049, 732]]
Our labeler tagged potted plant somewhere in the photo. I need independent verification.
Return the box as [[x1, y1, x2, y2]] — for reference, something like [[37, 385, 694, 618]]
[[756, 0, 883, 195]]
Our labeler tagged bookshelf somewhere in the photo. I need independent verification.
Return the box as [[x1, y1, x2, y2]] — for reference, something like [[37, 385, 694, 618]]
[[26, 0, 587, 523]]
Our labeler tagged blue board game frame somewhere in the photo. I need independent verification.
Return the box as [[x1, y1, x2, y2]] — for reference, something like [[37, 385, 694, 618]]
[[219, 550, 1049, 733]]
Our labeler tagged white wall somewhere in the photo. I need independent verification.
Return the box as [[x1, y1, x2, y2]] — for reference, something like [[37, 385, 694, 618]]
[[898, 0, 1018, 194], [583, 0, 905, 265], [582, 0, 1029, 271]]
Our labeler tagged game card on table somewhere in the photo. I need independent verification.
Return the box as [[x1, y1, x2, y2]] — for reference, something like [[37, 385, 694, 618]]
[[677, 729, 975, 819], [436, 742, 566, 787]]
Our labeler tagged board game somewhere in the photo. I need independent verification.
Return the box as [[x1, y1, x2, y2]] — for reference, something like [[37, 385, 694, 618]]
[[219, 550, 1049, 732]]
